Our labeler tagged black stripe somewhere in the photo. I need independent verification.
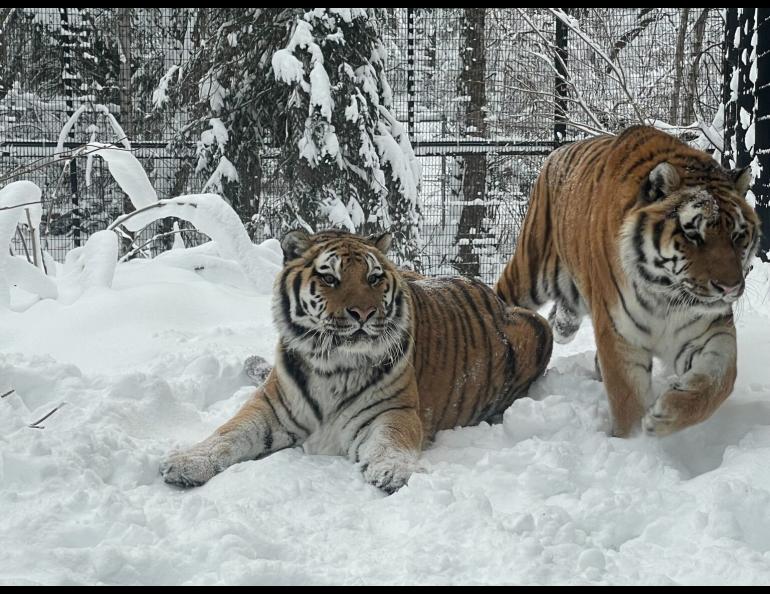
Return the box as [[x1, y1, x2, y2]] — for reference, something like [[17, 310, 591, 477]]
[[608, 267, 650, 334], [683, 331, 735, 374], [410, 285, 432, 379], [673, 316, 701, 336], [435, 287, 463, 429], [636, 264, 672, 287], [514, 309, 552, 375], [335, 363, 402, 414], [603, 301, 621, 335], [342, 383, 410, 434], [450, 280, 478, 349], [633, 213, 648, 264], [632, 281, 655, 314], [452, 282, 493, 424], [279, 269, 311, 338], [263, 395, 299, 447], [273, 383, 311, 436], [292, 273, 304, 319], [673, 317, 732, 373], [282, 349, 322, 423], [447, 283, 474, 426], [352, 405, 414, 462], [262, 423, 273, 453], [651, 219, 666, 252]]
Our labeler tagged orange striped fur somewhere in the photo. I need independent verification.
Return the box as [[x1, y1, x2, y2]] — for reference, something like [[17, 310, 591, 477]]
[[496, 126, 760, 436], [162, 230, 552, 493]]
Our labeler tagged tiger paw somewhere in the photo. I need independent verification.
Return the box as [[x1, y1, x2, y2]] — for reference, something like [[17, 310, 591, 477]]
[[361, 457, 422, 495], [642, 388, 696, 437], [160, 439, 232, 487], [642, 409, 677, 437], [244, 355, 272, 385]]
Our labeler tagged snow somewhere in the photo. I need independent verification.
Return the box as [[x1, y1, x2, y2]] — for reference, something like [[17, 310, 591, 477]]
[[58, 230, 119, 303], [309, 60, 334, 121], [113, 194, 281, 294], [199, 76, 226, 114], [85, 143, 158, 209], [321, 196, 356, 232], [271, 50, 305, 86], [1, 181, 45, 308], [2, 253, 770, 584], [153, 65, 180, 109], [55, 105, 131, 156], [203, 156, 239, 194]]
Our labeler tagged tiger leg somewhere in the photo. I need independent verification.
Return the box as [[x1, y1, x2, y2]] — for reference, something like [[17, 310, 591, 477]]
[[643, 324, 737, 436], [495, 177, 554, 310], [548, 299, 582, 344], [502, 306, 553, 400], [351, 406, 423, 495], [161, 375, 306, 487], [594, 311, 653, 437]]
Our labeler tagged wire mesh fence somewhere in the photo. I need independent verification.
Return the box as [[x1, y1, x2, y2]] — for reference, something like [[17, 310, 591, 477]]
[[2, 8, 726, 282]]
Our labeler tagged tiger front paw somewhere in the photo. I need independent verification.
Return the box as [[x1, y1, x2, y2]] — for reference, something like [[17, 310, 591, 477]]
[[160, 438, 233, 487], [361, 455, 422, 495], [643, 387, 699, 437]]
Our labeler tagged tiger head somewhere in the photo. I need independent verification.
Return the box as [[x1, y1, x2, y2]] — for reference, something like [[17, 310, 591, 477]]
[[273, 229, 411, 364], [620, 160, 760, 312]]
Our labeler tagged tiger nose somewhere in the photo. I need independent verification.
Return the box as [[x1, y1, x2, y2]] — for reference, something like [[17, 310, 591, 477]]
[[711, 280, 744, 297], [347, 306, 376, 323]]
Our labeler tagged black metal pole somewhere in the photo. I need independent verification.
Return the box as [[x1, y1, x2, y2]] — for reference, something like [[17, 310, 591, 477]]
[[60, 8, 81, 248], [755, 8, 770, 260], [554, 9, 569, 146], [407, 8, 416, 140], [722, 8, 739, 167], [735, 8, 755, 170]]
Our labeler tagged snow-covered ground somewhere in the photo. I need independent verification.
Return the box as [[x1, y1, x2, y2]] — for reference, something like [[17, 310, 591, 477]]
[[1, 253, 770, 585]]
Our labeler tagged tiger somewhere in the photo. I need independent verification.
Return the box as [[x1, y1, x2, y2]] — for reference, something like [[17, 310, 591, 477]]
[[495, 125, 760, 438], [161, 229, 552, 493]]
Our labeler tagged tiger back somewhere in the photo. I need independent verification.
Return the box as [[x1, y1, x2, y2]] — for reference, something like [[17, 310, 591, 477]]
[[495, 125, 760, 437]]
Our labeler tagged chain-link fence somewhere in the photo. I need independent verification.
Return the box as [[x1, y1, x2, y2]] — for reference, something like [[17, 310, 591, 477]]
[[2, 8, 726, 282]]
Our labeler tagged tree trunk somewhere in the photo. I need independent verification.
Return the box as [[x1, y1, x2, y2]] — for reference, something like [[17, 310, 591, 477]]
[[669, 7, 690, 125], [453, 8, 487, 278], [682, 9, 708, 125]]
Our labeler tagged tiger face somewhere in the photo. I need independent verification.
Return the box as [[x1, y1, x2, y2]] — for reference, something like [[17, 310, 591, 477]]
[[273, 229, 410, 362], [621, 162, 760, 312]]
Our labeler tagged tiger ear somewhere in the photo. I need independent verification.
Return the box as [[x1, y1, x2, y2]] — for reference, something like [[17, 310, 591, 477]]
[[281, 229, 311, 262], [367, 232, 393, 254], [729, 166, 752, 197], [641, 162, 681, 202]]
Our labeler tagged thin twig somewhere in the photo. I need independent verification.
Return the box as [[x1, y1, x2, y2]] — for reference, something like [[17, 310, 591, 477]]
[[118, 227, 199, 262], [0, 201, 42, 212], [28, 403, 67, 429], [1, 389, 14, 399]]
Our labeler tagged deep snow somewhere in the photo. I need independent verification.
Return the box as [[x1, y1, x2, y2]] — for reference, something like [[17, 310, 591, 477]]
[[1, 254, 770, 585]]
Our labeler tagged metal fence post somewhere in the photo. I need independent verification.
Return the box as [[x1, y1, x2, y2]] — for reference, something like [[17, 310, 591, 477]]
[[59, 7, 81, 248], [755, 9, 770, 260], [735, 8, 756, 170], [554, 8, 569, 146], [722, 8, 739, 167], [407, 8, 416, 140]]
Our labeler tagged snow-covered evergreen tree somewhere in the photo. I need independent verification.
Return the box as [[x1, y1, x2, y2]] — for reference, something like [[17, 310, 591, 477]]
[[272, 8, 421, 264]]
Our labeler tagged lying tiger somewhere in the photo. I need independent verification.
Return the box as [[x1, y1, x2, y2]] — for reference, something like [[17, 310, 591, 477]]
[[161, 230, 552, 493], [495, 125, 760, 437]]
